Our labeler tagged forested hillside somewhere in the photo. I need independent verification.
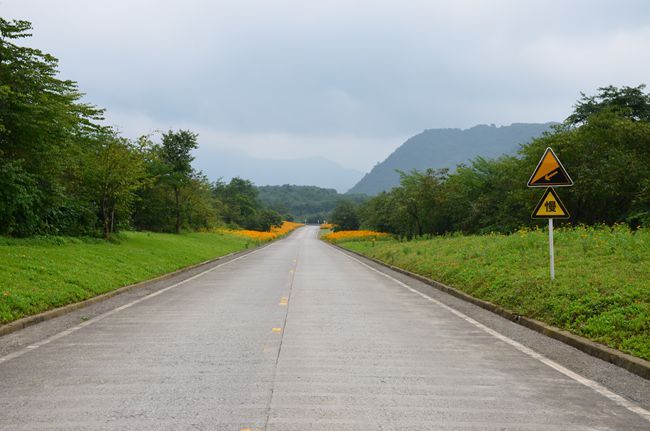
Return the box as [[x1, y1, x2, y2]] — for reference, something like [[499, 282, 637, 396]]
[[348, 123, 554, 195], [257, 184, 367, 223], [356, 85, 650, 237], [0, 18, 281, 238]]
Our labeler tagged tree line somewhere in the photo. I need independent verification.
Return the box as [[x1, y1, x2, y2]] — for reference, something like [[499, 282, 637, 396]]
[[331, 85, 650, 237], [256, 184, 367, 223], [0, 18, 281, 238]]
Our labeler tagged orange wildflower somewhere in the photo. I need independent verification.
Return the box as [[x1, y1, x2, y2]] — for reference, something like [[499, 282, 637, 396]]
[[220, 221, 304, 242], [321, 230, 389, 242]]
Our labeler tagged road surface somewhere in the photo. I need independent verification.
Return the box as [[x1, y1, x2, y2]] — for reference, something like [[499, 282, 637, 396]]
[[0, 226, 648, 430]]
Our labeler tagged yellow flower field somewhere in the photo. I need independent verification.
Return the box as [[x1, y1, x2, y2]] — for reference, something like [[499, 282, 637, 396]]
[[320, 223, 336, 230], [321, 230, 389, 242], [221, 221, 304, 242]]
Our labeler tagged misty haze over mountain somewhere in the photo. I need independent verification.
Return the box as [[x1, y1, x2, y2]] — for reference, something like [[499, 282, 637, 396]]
[[195, 123, 554, 194], [193, 148, 364, 193]]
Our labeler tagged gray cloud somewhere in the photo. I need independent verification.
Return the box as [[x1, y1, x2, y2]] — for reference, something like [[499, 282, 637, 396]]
[[3, 0, 650, 171]]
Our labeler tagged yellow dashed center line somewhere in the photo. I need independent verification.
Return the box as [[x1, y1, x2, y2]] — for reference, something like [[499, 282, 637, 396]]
[[271, 327, 282, 333]]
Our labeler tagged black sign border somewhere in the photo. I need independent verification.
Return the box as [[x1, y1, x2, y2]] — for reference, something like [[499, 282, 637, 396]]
[[531, 187, 571, 219], [527, 147, 574, 188]]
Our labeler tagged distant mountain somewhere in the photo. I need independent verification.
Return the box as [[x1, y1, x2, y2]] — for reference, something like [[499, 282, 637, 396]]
[[347, 123, 555, 195], [194, 149, 364, 193], [257, 184, 367, 222]]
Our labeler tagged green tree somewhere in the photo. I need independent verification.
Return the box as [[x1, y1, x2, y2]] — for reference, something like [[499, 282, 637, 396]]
[[159, 130, 199, 233], [213, 177, 259, 228], [256, 208, 283, 232], [181, 172, 222, 230], [522, 111, 650, 225], [83, 130, 148, 238], [0, 155, 40, 235], [566, 85, 650, 126], [359, 191, 398, 233], [132, 134, 221, 233], [396, 168, 448, 236], [330, 200, 360, 231], [0, 18, 103, 235]]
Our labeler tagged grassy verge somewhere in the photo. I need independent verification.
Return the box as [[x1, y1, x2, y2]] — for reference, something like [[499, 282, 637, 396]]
[[0, 231, 256, 325], [331, 225, 650, 361]]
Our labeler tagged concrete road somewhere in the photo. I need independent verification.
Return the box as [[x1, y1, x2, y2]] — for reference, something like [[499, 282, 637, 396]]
[[1, 226, 649, 430]]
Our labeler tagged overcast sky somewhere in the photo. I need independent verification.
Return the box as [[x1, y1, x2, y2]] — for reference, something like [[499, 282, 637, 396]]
[[3, 0, 650, 171]]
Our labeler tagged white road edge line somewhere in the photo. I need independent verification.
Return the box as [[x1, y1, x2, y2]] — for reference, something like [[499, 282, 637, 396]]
[[331, 245, 650, 422], [0, 244, 273, 365]]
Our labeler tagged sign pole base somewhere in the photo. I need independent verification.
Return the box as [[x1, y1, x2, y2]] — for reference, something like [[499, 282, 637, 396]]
[[549, 218, 555, 280]]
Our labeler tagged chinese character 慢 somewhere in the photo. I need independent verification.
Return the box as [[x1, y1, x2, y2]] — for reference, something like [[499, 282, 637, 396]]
[[545, 200, 557, 212]]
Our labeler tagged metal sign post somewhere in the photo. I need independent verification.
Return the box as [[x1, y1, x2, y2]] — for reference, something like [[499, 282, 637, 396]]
[[548, 219, 555, 280], [528, 148, 573, 281]]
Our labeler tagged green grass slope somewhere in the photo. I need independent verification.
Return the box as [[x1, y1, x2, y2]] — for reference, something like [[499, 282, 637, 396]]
[[0, 231, 253, 324], [337, 225, 650, 361]]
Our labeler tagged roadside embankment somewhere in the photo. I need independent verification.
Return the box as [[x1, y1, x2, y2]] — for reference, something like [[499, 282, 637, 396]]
[[0, 226, 300, 326]]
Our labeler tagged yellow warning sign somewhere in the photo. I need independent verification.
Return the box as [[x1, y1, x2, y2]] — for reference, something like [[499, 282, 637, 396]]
[[532, 188, 570, 219], [528, 147, 573, 187]]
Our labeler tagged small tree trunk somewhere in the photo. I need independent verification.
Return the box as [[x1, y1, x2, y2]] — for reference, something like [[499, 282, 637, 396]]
[[174, 187, 181, 234], [101, 199, 110, 239], [110, 206, 115, 234]]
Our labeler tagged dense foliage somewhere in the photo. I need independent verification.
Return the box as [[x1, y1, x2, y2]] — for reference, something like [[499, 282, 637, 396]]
[[213, 177, 283, 231], [329, 199, 361, 231], [257, 184, 367, 223], [0, 18, 282, 238], [358, 85, 650, 237], [0, 18, 104, 236]]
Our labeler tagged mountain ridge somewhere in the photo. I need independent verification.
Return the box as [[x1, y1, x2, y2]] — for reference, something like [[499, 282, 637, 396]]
[[347, 122, 556, 195]]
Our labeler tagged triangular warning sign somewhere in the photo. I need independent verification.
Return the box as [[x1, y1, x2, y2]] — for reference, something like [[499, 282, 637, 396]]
[[532, 188, 570, 219], [527, 147, 573, 187]]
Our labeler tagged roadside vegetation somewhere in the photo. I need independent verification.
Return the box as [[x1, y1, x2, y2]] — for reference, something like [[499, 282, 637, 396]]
[[330, 225, 650, 361], [0, 18, 305, 325], [0, 231, 259, 324], [218, 221, 303, 241], [333, 85, 650, 237], [0, 18, 283, 239], [321, 229, 388, 242], [257, 185, 367, 223]]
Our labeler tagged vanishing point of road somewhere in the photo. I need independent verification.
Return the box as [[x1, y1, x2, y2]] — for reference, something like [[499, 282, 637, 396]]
[[1, 226, 649, 430]]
